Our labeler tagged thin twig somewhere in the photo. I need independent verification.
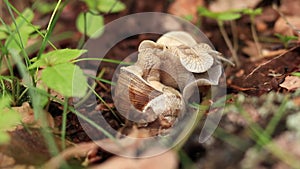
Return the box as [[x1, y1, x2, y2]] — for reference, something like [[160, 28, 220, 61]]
[[272, 3, 300, 35], [245, 45, 299, 79]]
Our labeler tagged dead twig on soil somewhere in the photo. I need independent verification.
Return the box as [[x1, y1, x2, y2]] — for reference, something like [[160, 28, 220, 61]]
[[245, 45, 299, 79], [272, 4, 300, 35]]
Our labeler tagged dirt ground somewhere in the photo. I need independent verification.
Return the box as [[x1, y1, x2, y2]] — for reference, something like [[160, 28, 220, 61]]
[[1, 0, 300, 168]]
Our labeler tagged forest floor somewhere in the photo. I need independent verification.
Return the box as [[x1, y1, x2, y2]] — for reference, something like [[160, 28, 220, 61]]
[[1, 0, 300, 169]]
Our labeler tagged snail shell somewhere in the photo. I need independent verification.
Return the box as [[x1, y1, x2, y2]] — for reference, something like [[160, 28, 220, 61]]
[[113, 65, 184, 124]]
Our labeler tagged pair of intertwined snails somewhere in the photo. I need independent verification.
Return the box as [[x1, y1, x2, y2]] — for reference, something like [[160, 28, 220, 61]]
[[113, 31, 232, 127]]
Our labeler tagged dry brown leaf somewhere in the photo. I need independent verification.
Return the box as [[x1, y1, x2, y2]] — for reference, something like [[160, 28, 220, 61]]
[[168, 0, 204, 23], [209, 0, 260, 12], [88, 149, 178, 169], [256, 6, 279, 23], [0, 153, 16, 167], [0, 154, 35, 169], [1, 128, 53, 165], [279, 76, 300, 90], [293, 97, 300, 106], [43, 142, 99, 169], [242, 41, 261, 59], [274, 16, 300, 37], [11, 102, 54, 129], [95, 126, 152, 156], [279, 0, 300, 16], [261, 49, 287, 58], [242, 41, 287, 61], [255, 6, 279, 33], [44, 127, 155, 168]]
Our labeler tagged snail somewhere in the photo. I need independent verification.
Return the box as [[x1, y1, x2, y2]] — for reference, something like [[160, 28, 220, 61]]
[[113, 64, 184, 127], [113, 31, 229, 127]]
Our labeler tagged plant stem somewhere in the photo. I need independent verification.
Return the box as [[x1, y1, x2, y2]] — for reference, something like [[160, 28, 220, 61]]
[[217, 20, 240, 67], [230, 20, 239, 52], [250, 16, 262, 58], [173, 103, 208, 151], [61, 97, 69, 150]]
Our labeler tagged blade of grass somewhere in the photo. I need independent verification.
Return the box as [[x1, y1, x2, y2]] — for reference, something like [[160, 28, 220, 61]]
[[178, 149, 198, 169], [73, 57, 133, 65], [74, 67, 123, 126], [25, 31, 73, 56], [74, 68, 106, 108], [61, 97, 69, 150], [0, 15, 18, 76], [0, 18, 17, 77], [263, 96, 289, 137], [37, 0, 67, 59], [4, 0, 30, 67], [235, 100, 300, 168], [5, 1, 57, 50], [68, 107, 118, 142], [9, 49, 60, 157], [235, 102, 270, 146], [85, 74, 115, 86], [173, 103, 208, 151], [87, 85, 123, 125], [28, 87, 119, 145], [214, 127, 251, 151]]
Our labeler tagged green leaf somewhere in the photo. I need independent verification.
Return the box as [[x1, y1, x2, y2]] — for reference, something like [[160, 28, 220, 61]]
[[84, 0, 97, 10], [0, 31, 7, 40], [35, 1, 57, 14], [41, 63, 87, 97], [0, 132, 10, 144], [183, 14, 194, 21], [0, 109, 21, 130], [33, 86, 49, 108], [198, 6, 209, 15], [198, 6, 241, 21], [5, 30, 29, 53], [217, 12, 241, 21], [0, 95, 11, 109], [292, 72, 300, 77], [243, 8, 262, 16], [97, 0, 126, 13], [13, 8, 34, 29], [198, 7, 215, 19], [0, 96, 21, 134], [29, 49, 87, 69], [275, 33, 298, 42], [4, 8, 38, 53], [76, 12, 104, 38]]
